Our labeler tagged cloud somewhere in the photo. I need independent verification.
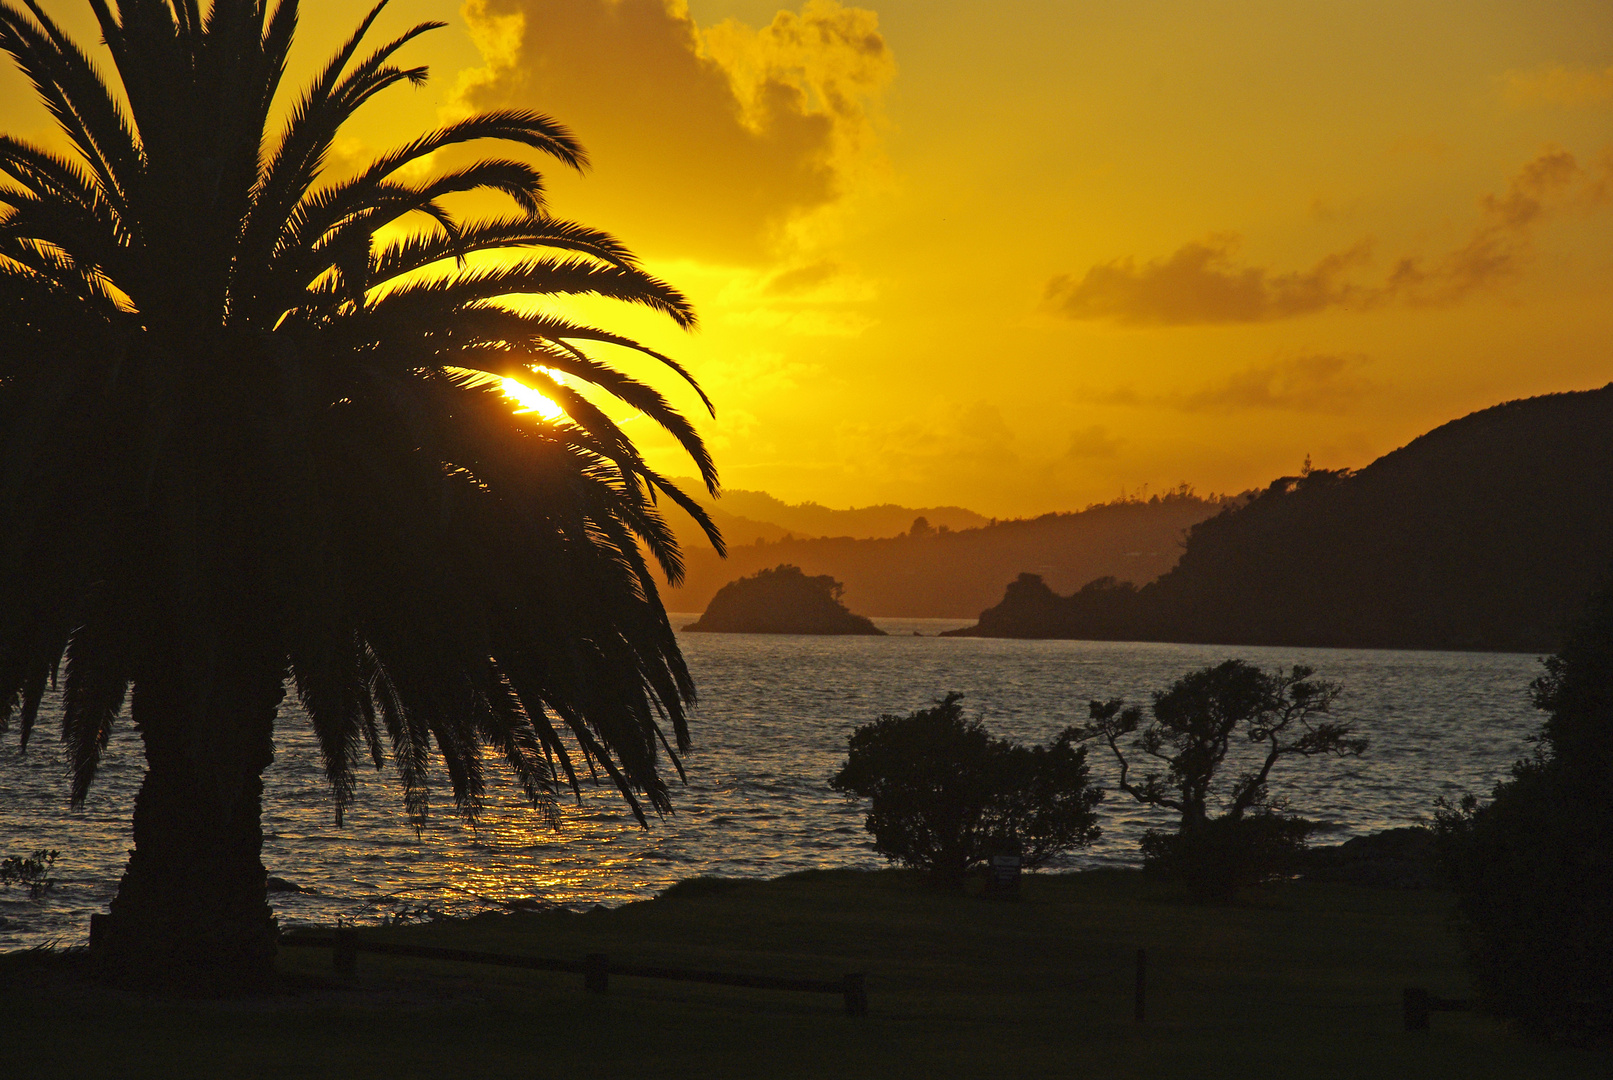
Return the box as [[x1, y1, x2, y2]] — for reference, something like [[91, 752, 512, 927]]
[[1384, 148, 1581, 304], [1504, 64, 1613, 109], [1045, 235, 1372, 326], [1177, 354, 1375, 414], [763, 259, 842, 295], [1092, 354, 1375, 415], [1047, 149, 1595, 326], [456, 0, 894, 262], [689, 257, 873, 335], [1064, 424, 1122, 458]]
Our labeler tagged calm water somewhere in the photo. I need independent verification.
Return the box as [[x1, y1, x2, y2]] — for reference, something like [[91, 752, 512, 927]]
[[0, 620, 1545, 948]]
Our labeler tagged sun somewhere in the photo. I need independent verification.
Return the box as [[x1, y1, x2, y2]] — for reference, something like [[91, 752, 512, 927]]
[[500, 370, 565, 420]]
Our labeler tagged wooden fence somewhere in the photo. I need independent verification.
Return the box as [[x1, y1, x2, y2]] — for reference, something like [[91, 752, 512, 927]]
[[281, 931, 1465, 1032], [279, 930, 868, 1016]]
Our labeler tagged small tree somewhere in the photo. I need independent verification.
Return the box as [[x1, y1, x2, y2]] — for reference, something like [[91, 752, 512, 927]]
[[830, 694, 1101, 889], [1082, 660, 1363, 898]]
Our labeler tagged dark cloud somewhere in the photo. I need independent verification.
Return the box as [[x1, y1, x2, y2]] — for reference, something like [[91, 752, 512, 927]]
[[1386, 148, 1579, 305], [457, 0, 893, 263], [1048, 149, 1591, 326], [1045, 236, 1370, 326], [1064, 424, 1122, 458]]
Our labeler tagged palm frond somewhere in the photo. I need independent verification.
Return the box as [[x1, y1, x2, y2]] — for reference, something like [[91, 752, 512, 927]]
[[61, 616, 128, 804], [425, 300, 713, 416], [354, 109, 588, 188], [243, 3, 435, 267], [369, 215, 639, 284], [365, 256, 697, 329], [0, 5, 139, 217], [0, 0, 717, 841], [290, 624, 367, 824], [466, 339, 716, 479]]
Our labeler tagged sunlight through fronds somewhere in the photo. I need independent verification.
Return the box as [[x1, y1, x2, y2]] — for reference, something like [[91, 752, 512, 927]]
[[501, 370, 566, 420], [0, 0, 723, 841]]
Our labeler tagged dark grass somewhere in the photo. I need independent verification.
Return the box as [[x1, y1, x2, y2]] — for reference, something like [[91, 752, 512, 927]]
[[1, 869, 1605, 1078]]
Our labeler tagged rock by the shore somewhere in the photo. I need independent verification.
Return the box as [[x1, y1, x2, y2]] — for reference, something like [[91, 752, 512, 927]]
[[683, 565, 885, 635], [266, 876, 311, 893], [1296, 827, 1441, 889]]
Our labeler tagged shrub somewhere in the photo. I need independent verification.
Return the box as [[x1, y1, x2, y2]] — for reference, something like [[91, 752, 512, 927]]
[[830, 693, 1101, 889], [1139, 814, 1315, 900], [1436, 581, 1613, 1043]]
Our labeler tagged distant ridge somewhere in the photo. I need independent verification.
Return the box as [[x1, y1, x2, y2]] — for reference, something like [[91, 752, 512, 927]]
[[663, 489, 1231, 618], [946, 384, 1613, 652], [665, 483, 989, 545]]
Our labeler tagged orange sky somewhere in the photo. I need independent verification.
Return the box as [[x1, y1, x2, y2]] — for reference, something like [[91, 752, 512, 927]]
[[5, 1, 1612, 518]]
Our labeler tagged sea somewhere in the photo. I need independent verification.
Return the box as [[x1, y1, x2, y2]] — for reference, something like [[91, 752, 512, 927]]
[[0, 617, 1547, 949]]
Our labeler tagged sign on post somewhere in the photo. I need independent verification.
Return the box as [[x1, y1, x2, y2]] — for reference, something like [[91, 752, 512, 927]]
[[985, 854, 1022, 898]]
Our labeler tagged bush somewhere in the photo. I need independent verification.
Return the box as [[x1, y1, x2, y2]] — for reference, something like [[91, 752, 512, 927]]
[[1436, 580, 1613, 1043], [1139, 814, 1315, 901], [829, 693, 1102, 889]]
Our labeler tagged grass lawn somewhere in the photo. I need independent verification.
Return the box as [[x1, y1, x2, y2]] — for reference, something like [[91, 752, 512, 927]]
[[1, 869, 1604, 1079]]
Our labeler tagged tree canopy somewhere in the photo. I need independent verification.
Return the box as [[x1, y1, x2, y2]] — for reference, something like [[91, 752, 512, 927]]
[[831, 693, 1102, 889], [1437, 579, 1613, 1042]]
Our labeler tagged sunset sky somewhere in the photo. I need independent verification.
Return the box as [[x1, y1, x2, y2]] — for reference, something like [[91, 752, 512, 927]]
[[5, 1, 1611, 518]]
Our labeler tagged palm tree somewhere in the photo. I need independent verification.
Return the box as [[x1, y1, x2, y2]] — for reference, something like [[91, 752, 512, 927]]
[[0, 0, 722, 987]]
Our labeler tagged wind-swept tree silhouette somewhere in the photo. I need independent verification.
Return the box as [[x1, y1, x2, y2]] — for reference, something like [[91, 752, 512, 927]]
[[0, 0, 722, 987], [1082, 661, 1363, 898]]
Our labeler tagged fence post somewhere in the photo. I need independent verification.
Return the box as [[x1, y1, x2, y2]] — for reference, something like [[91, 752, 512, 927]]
[[843, 973, 868, 1017], [1403, 987, 1430, 1031], [1134, 949, 1147, 1023], [333, 927, 357, 976], [585, 953, 609, 994]]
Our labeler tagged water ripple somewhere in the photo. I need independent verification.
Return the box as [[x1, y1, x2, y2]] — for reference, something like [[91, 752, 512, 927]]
[[0, 622, 1543, 947]]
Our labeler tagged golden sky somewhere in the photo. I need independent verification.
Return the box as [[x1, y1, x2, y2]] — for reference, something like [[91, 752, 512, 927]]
[[6, 1, 1612, 518]]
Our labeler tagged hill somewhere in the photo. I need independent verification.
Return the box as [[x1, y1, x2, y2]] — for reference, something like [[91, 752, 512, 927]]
[[683, 565, 884, 635], [665, 483, 989, 546], [662, 490, 1231, 618], [947, 384, 1613, 651]]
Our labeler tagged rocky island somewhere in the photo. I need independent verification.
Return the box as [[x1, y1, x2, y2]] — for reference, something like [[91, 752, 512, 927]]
[[682, 565, 885, 635]]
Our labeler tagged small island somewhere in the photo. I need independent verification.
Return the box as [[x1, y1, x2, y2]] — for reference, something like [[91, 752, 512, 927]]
[[683, 565, 886, 635]]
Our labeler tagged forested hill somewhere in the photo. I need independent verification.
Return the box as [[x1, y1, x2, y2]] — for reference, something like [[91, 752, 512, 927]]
[[948, 384, 1613, 652], [664, 482, 989, 545], [661, 491, 1230, 618]]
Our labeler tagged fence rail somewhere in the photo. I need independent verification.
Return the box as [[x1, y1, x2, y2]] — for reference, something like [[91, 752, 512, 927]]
[[279, 931, 868, 1016], [281, 934, 1452, 1032], [1402, 987, 1472, 1030]]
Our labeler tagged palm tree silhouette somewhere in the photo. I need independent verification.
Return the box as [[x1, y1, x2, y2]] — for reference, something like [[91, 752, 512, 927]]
[[0, 0, 722, 986]]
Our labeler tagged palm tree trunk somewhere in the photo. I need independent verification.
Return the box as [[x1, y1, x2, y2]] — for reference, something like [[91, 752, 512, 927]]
[[94, 649, 286, 990]]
